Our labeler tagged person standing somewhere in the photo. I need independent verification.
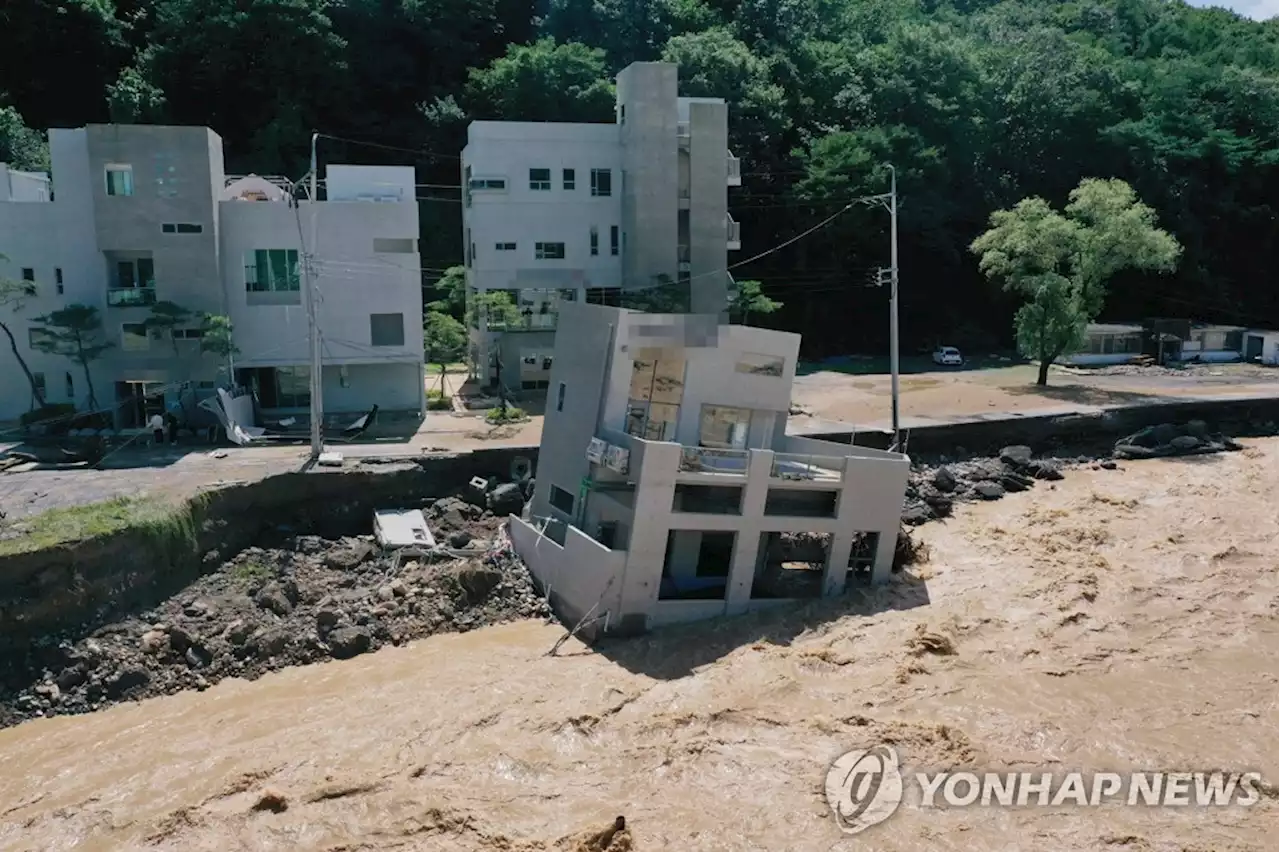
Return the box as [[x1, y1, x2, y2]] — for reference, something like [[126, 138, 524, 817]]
[[164, 410, 179, 445], [148, 412, 165, 446]]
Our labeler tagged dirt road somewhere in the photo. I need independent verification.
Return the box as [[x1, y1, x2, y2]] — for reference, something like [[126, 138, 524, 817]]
[[2, 439, 1275, 851]]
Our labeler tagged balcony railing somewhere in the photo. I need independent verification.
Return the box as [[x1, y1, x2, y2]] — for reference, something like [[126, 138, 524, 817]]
[[489, 311, 558, 332], [107, 287, 157, 307], [727, 214, 741, 249], [727, 152, 741, 185], [770, 452, 844, 483], [679, 446, 750, 476]]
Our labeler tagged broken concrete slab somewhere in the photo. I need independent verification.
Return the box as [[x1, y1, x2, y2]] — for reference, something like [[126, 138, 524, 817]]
[[373, 509, 436, 549]]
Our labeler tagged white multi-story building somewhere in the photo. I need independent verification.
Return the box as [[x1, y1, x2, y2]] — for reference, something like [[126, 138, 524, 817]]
[[460, 61, 742, 394], [0, 124, 424, 426], [508, 302, 909, 635]]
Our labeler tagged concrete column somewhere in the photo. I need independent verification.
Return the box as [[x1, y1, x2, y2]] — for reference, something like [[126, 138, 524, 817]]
[[726, 448, 773, 613], [618, 441, 679, 620], [871, 531, 897, 585], [837, 455, 910, 586]]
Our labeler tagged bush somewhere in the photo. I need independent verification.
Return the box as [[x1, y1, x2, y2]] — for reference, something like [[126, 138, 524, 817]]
[[20, 403, 76, 428], [485, 405, 526, 425], [427, 392, 452, 411]]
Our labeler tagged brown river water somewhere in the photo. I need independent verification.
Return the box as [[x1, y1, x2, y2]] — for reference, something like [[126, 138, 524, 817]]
[[2, 440, 1277, 851]]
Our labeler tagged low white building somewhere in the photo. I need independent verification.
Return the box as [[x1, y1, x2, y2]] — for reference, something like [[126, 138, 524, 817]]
[[0, 124, 424, 426], [460, 61, 742, 394], [509, 302, 909, 634]]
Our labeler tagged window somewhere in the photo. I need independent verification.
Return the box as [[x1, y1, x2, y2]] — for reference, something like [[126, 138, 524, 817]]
[[589, 227, 599, 256], [373, 238, 415, 254], [586, 287, 622, 307], [495, 242, 517, 251], [535, 242, 565, 260], [275, 366, 311, 408], [55, 268, 63, 294], [468, 177, 506, 190], [563, 169, 575, 190], [610, 225, 619, 256], [625, 351, 685, 440], [590, 168, 612, 197], [162, 223, 202, 234], [699, 405, 752, 450], [735, 353, 785, 377], [65, 372, 74, 399], [115, 258, 155, 289], [245, 249, 300, 292], [21, 268, 34, 281], [105, 164, 134, 197], [172, 328, 204, 340], [32, 372, 46, 398], [556, 382, 566, 412], [549, 485, 575, 515], [529, 168, 551, 191], [121, 322, 150, 352], [370, 312, 405, 347]]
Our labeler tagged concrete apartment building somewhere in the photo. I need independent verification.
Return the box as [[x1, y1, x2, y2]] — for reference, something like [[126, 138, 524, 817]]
[[0, 124, 424, 426], [460, 61, 742, 394], [508, 302, 910, 634]]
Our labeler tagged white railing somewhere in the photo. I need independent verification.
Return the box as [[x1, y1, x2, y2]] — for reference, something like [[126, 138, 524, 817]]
[[770, 452, 843, 482], [727, 152, 741, 184], [727, 215, 741, 247]]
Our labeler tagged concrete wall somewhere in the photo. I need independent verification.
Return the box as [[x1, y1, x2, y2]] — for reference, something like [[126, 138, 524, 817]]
[[508, 515, 625, 631], [618, 62, 679, 294], [685, 99, 729, 315]]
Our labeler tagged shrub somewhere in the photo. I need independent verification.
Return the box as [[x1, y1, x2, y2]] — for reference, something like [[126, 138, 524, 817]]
[[485, 405, 526, 425]]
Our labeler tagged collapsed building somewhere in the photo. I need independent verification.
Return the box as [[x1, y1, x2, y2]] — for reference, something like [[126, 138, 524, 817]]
[[509, 302, 909, 635]]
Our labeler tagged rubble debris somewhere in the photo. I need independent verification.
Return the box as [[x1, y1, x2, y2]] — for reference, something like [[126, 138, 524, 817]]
[[1113, 421, 1242, 460], [373, 509, 435, 548], [0, 485, 549, 728]]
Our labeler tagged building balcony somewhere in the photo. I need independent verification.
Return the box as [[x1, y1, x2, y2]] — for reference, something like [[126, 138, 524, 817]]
[[107, 287, 157, 308], [490, 311, 559, 332], [678, 186, 691, 209], [727, 214, 741, 250], [677, 122, 691, 149], [770, 452, 844, 483], [727, 152, 741, 186], [679, 446, 750, 476]]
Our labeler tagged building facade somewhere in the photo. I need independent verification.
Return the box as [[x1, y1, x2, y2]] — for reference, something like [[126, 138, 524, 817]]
[[509, 302, 909, 634], [0, 124, 424, 425], [460, 61, 742, 394]]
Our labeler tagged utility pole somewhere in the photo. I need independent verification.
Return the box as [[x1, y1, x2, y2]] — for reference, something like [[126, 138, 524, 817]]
[[865, 164, 900, 446], [305, 132, 324, 459]]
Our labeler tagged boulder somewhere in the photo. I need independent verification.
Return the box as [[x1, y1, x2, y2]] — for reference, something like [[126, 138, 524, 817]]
[[1185, 419, 1209, 438], [105, 667, 151, 699], [448, 530, 473, 548], [902, 505, 934, 526], [932, 467, 957, 493], [255, 583, 294, 616], [999, 445, 1033, 468], [184, 644, 214, 669], [223, 619, 252, 645], [487, 482, 526, 517], [166, 625, 194, 653], [315, 608, 341, 633], [252, 629, 290, 659], [1152, 422, 1179, 445], [323, 542, 374, 571], [975, 481, 1005, 500], [922, 493, 953, 517], [1114, 443, 1157, 460], [1028, 460, 1064, 481], [1170, 435, 1201, 451], [139, 629, 168, 655], [444, 562, 503, 605], [328, 626, 372, 660], [56, 666, 88, 691], [999, 474, 1030, 493]]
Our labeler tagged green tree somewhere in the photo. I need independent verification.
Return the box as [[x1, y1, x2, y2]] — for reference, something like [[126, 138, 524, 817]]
[[467, 289, 521, 330], [970, 178, 1181, 386], [729, 279, 781, 325], [199, 313, 239, 379], [423, 310, 467, 390], [465, 38, 615, 122], [30, 304, 112, 410], [426, 265, 467, 320], [0, 106, 49, 173], [144, 300, 193, 357], [0, 256, 46, 408]]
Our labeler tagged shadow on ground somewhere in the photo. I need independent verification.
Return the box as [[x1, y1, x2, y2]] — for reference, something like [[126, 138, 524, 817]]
[[1002, 382, 1167, 407], [590, 570, 931, 680]]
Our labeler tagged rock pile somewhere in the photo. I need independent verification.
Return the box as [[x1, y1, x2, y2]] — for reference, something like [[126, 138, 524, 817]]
[[1113, 419, 1242, 460], [0, 509, 550, 728], [902, 444, 1066, 525]]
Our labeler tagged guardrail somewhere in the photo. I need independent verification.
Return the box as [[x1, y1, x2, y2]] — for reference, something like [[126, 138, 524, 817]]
[[490, 312, 558, 331], [107, 288, 157, 307], [678, 446, 750, 475], [770, 452, 843, 482]]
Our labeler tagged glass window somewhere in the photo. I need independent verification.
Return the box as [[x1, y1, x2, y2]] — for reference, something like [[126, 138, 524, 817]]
[[610, 226, 619, 256], [734, 352, 785, 377], [563, 168, 575, 190], [590, 168, 612, 197], [624, 350, 686, 440], [549, 485, 575, 514], [21, 268, 33, 281], [589, 227, 599, 256], [535, 242, 565, 260], [246, 249, 300, 292], [275, 366, 310, 408], [699, 405, 751, 450], [370, 313, 405, 346], [105, 165, 134, 197], [529, 168, 551, 190], [121, 322, 149, 352], [495, 242, 517, 251]]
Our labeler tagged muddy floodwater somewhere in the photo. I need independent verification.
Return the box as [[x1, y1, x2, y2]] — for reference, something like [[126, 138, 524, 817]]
[[2, 440, 1277, 851]]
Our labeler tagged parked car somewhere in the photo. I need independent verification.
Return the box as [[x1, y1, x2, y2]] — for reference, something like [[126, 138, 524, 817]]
[[932, 346, 964, 366]]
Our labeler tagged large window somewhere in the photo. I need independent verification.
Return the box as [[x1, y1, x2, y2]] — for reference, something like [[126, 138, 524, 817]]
[[563, 168, 576, 190], [589, 226, 599, 256], [275, 366, 310, 408], [529, 168, 551, 190], [104, 164, 134, 197], [535, 242, 565, 260], [370, 312, 405, 347], [121, 322, 150, 352], [246, 249, 300, 292], [549, 485, 575, 515], [624, 350, 685, 441], [699, 405, 751, 450], [590, 168, 612, 197]]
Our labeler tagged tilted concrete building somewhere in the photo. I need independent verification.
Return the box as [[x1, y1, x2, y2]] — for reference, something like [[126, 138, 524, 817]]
[[509, 302, 910, 634], [460, 61, 742, 394], [0, 124, 424, 425]]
